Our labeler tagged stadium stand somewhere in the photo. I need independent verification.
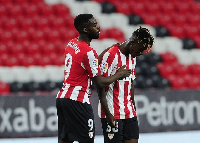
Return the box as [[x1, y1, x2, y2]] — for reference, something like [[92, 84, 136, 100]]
[[0, 0, 200, 94]]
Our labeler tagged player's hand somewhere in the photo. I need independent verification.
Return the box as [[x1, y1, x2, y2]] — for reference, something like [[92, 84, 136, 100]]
[[106, 113, 118, 128], [117, 65, 131, 80]]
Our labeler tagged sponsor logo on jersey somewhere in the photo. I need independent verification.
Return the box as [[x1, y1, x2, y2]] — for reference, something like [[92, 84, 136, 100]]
[[101, 62, 108, 73], [92, 59, 98, 67]]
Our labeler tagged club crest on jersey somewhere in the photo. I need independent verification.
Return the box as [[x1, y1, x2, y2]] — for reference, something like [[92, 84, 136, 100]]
[[92, 59, 98, 67], [101, 62, 108, 73], [108, 133, 114, 140], [88, 131, 94, 138]]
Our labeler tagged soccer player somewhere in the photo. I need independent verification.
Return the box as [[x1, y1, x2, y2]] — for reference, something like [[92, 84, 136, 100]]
[[56, 14, 132, 143], [98, 26, 154, 143]]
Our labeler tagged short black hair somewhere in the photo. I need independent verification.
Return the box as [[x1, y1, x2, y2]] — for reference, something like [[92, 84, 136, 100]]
[[74, 14, 94, 33], [133, 26, 154, 50]]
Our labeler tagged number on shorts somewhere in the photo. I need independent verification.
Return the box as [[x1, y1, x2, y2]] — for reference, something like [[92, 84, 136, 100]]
[[88, 119, 93, 131], [106, 124, 118, 133]]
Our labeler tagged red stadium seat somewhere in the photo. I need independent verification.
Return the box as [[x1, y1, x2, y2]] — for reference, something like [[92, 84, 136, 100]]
[[30, 30, 45, 42], [172, 14, 187, 26], [175, 2, 190, 14], [7, 5, 23, 17], [54, 40, 66, 54], [0, 31, 14, 42], [131, 2, 145, 15], [105, 28, 125, 42], [0, 0, 13, 4], [158, 14, 173, 27], [53, 54, 65, 66], [187, 76, 200, 89], [38, 4, 54, 16], [22, 4, 39, 17], [114, 2, 131, 15], [42, 43, 56, 55], [61, 30, 78, 42], [141, 14, 158, 26], [160, 2, 175, 14], [34, 16, 50, 29], [52, 3, 70, 16], [0, 16, 7, 29], [167, 25, 186, 38], [0, 54, 9, 66], [0, 6, 8, 18], [5, 40, 14, 53], [15, 30, 29, 43], [27, 43, 41, 55], [188, 64, 200, 76], [46, 30, 61, 42], [98, 29, 108, 40], [190, 1, 200, 14], [172, 63, 189, 76], [145, 2, 161, 15], [15, 0, 29, 3], [10, 43, 25, 56], [30, 0, 42, 3], [168, 75, 187, 90], [50, 17, 65, 28], [48, 53, 57, 62], [17, 53, 25, 65], [21, 56, 37, 67], [19, 18, 34, 30], [5, 57, 20, 67], [38, 55, 53, 66], [21, 40, 30, 53], [4, 18, 19, 30], [160, 52, 178, 64], [156, 63, 175, 78], [26, 26, 35, 38], [187, 13, 200, 27], [62, 15, 75, 28], [184, 25, 200, 39], [0, 44, 9, 56], [10, 27, 20, 42], [32, 53, 42, 65]]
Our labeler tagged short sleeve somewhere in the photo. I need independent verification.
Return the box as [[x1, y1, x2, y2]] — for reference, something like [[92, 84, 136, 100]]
[[100, 52, 116, 77], [82, 50, 100, 77]]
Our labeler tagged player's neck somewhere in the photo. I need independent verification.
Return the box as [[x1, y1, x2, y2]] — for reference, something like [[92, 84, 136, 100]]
[[119, 41, 129, 57], [77, 34, 91, 46]]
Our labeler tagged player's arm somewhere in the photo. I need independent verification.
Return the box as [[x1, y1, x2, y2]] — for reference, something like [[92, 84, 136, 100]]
[[98, 87, 118, 128], [131, 80, 136, 111], [94, 46, 132, 87], [93, 66, 131, 88]]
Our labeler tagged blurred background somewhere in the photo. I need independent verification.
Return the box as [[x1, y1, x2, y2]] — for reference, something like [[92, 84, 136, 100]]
[[0, 0, 200, 142]]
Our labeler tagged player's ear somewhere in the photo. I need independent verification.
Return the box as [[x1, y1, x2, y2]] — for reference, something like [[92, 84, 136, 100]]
[[83, 27, 88, 33]]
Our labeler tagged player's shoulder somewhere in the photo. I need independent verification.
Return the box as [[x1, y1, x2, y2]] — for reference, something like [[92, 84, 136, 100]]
[[67, 38, 95, 55], [78, 40, 96, 54], [106, 43, 120, 57], [107, 43, 120, 53]]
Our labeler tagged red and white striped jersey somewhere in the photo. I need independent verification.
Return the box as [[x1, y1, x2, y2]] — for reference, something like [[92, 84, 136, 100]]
[[98, 44, 137, 119], [57, 38, 100, 104]]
